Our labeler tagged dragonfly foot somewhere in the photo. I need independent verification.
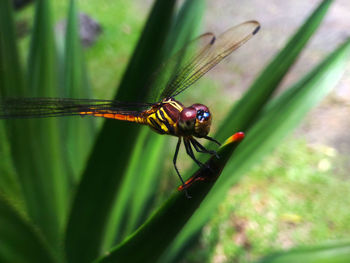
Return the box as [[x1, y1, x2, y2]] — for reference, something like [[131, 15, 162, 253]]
[[208, 150, 220, 159], [204, 135, 221, 146]]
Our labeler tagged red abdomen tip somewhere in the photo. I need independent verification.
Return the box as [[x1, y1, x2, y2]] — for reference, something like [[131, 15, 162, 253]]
[[233, 132, 245, 141]]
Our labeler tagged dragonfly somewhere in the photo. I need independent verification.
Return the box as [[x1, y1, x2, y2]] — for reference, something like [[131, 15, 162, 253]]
[[0, 21, 260, 190]]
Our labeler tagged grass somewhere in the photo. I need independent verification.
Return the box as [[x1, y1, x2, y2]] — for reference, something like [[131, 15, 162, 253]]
[[15, 0, 146, 99], [184, 137, 350, 263]]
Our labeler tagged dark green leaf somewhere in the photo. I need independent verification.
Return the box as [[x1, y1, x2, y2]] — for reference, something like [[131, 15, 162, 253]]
[[94, 133, 245, 263], [0, 195, 59, 263], [0, 122, 22, 203], [101, 0, 206, 251], [0, 0, 24, 203], [101, 128, 166, 249], [1, 0, 69, 252], [0, 0, 24, 96], [64, 1, 177, 262]]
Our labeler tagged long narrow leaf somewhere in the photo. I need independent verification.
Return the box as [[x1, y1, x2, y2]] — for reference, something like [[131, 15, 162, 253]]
[[23, 0, 68, 249], [102, 128, 167, 249], [65, 1, 177, 262], [0, 0, 24, 203], [95, 133, 245, 263], [215, 0, 333, 142], [63, 0, 96, 180], [102, 0, 207, 249], [164, 0, 206, 55], [101, 128, 158, 249], [224, 38, 350, 183], [121, 132, 166, 236], [162, 31, 350, 263], [1, 0, 68, 252], [0, 0, 24, 96], [0, 195, 59, 263], [256, 241, 350, 263], [0, 124, 21, 204]]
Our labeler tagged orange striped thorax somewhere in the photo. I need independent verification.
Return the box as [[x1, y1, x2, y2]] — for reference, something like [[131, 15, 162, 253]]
[[144, 98, 212, 138]]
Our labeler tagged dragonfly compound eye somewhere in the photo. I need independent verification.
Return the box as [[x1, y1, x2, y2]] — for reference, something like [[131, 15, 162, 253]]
[[179, 107, 197, 133], [190, 104, 211, 122], [196, 109, 210, 122]]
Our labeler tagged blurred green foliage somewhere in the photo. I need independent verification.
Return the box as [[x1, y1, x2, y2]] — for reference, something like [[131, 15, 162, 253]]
[[185, 138, 350, 262], [0, 0, 349, 263]]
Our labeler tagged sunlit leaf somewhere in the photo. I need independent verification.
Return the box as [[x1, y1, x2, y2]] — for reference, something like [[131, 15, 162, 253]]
[[256, 241, 350, 263]]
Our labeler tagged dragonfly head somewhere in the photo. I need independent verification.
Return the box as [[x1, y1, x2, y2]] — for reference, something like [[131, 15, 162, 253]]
[[179, 104, 212, 137]]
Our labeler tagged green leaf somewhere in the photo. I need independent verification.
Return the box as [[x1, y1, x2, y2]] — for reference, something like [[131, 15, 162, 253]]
[[256, 241, 350, 263], [62, 0, 96, 180], [0, 123, 22, 204], [0, 0, 24, 203], [27, 0, 69, 244], [94, 133, 245, 263], [173, 37, 350, 261], [0, 195, 59, 263], [225, 38, 350, 182], [64, 1, 177, 262], [118, 131, 165, 237], [215, 0, 334, 142], [0, 0, 24, 96], [101, 0, 206, 251], [101, 128, 166, 249], [162, 4, 348, 262], [1, 0, 69, 251], [164, 0, 206, 55], [27, 0, 57, 97]]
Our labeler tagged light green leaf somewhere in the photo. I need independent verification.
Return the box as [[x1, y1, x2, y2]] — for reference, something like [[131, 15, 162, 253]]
[[256, 241, 350, 263], [62, 0, 96, 180], [0, 195, 59, 263]]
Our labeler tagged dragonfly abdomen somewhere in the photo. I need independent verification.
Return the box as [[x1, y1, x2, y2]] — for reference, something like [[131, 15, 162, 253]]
[[79, 110, 146, 124]]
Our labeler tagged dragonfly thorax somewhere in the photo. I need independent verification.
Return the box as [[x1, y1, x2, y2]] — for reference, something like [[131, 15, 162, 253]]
[[178, 104, 212, 138], [144, 98, 211, 138]]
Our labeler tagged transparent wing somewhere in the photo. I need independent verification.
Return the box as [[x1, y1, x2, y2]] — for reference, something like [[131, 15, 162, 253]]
[[151, 20, 260, 101], [149, 32, 215, 102], [0, 98, 153, 119]]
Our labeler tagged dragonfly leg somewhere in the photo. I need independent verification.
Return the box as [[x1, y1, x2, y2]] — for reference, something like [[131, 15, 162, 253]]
[[204, 135, 221, 146], [190, 137, 220, 159], [174, 137, 191, 198], [184, 138, 209, 170]]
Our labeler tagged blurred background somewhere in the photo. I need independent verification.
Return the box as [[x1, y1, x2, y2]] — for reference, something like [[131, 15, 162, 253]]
[[13, 0, 350, 262]]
